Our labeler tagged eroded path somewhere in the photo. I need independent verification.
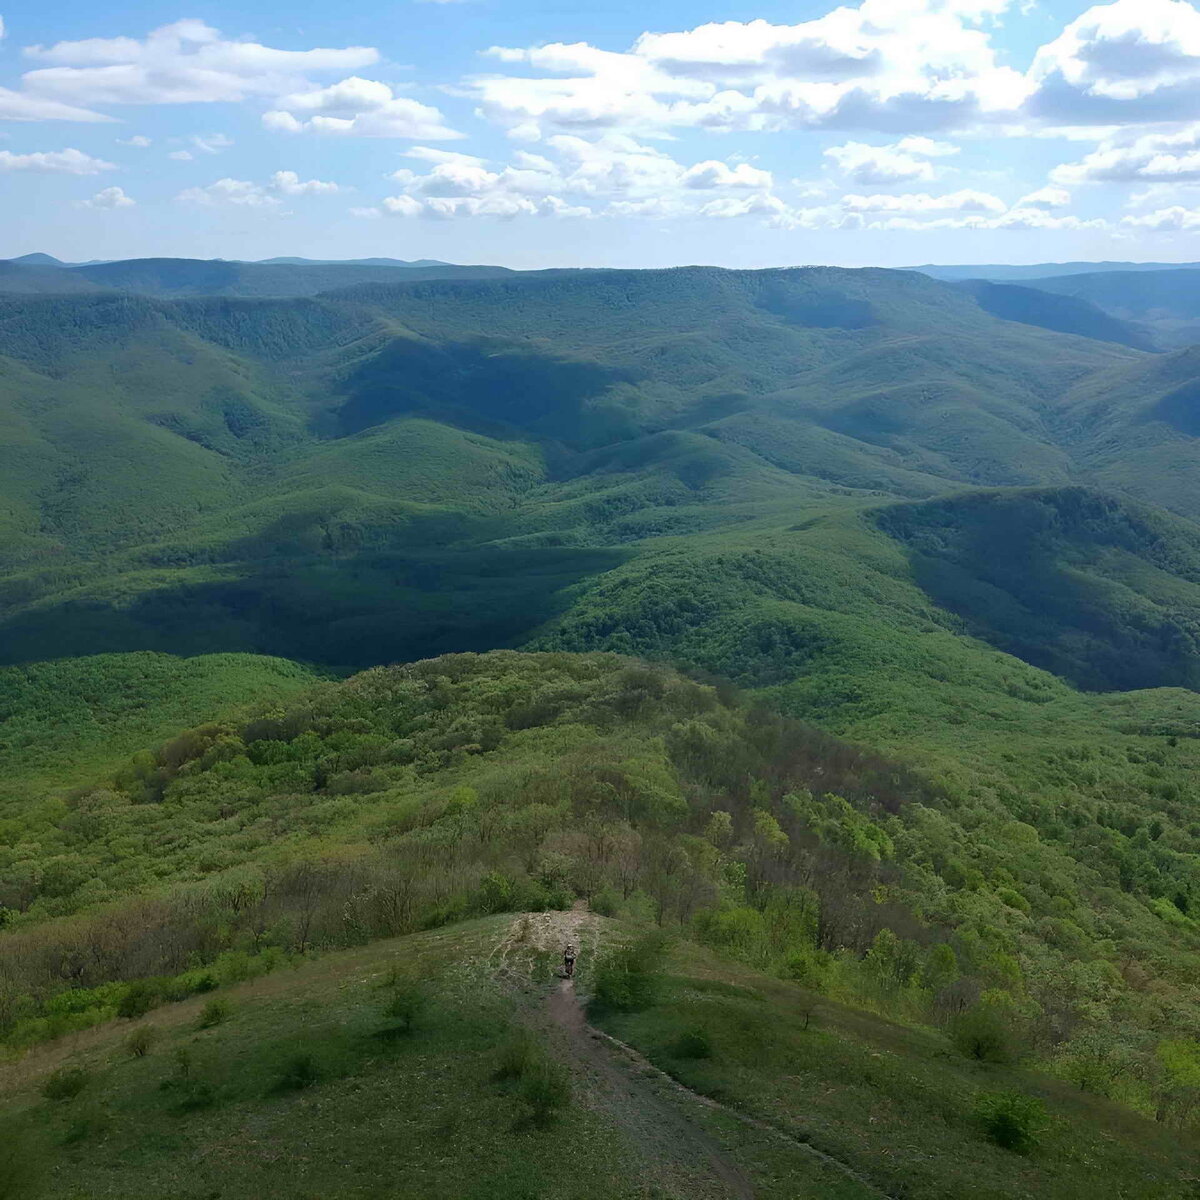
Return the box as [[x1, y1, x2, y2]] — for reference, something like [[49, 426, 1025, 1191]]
[[490, 906, 888, 1200]]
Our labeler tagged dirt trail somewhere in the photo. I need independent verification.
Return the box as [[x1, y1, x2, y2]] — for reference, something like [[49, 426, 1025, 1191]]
[[490, 905, 893, 1200], [548, 974, 755, 1200]]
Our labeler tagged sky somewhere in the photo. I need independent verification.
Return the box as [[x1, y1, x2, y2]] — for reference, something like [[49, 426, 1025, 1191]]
[[5, 0, 1200, 267]]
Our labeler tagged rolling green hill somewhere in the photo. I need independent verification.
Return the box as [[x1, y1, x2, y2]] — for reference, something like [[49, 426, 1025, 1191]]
[[4, 264, 1200, 1189], [2, 649, 1200, 1197]]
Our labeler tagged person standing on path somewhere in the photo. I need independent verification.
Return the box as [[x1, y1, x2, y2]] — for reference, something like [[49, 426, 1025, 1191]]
[[563, 943, 577, 979]]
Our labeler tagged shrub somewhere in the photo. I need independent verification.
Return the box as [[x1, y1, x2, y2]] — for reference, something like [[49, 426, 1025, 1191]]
[[671, 1026, 713, 1060], [382, 982, 426, 1034], [275, 1053, 318, 1092], [493, 1030, 537, 1082], [125, 1026, 158, 1058], [590, 887, 621, 918], [197, 997, 230, 1029], [589, 932, 668, 1017], [517, 1059, 571, 1129], [952, 999, 1022, 1065], [160, 1048, 216, 1114], [117, 981, 156, 1020], [975, 1090, 1048, 1154], [41, 1066, 89, 1102]]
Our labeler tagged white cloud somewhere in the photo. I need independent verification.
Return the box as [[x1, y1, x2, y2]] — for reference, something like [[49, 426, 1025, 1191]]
[[1029, 0, 1200, 124], [1121, 205, 1200, 229], [1052, 124, 1200, 183], [0, 85, 112, 122], [168, 149, 193, 161], [177, 177, 280, 207], [191, 132, 233, 154], [681, 160, 773, 188], [0, 147, 115, 173], [263, 75, 460, 139], [83, 185, 135, 208], [1015, 185, 1071, 208], [21, 19, 378, 108], [824, 135, 959, 183], [118, 134, 151, 147], [270, 169, 340, 195], [840, 188, 1006, 213], [471, 2, 1031, 140], [178, 171, 343, 206], [369, 133, 794, 220]]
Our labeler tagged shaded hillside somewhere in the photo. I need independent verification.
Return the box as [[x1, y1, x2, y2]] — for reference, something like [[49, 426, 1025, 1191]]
[[878, 487, 1200, 691], [0, 264, 1153, 671], [1020, 269, 1200, 349], [0, 260, 110, 296], [957, 279, 1154, 350]]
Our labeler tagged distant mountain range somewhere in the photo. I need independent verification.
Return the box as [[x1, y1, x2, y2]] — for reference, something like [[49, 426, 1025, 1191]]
[[912, 260, 1200, 282], [0, 255, 514, 298], [8, 252, 454, 269]]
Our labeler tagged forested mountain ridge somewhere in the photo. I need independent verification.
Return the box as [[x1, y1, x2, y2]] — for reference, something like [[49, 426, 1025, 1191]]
[[0, 264, 1192, 671], [4, 264, 1200, 1194]]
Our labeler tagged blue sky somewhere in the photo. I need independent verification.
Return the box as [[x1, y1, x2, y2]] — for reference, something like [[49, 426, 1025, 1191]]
[[4, 0, 1200, 267]]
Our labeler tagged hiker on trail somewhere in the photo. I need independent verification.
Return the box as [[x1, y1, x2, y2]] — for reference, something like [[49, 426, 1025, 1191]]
[[563, 943, 577, 979]]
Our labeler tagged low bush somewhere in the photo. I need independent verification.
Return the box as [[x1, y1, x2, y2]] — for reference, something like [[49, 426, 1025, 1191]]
[[493, 1030, 537, 1082], [382, 982, 426, 1034], [589, 932, 668, 1017], [517, 1059, 571, 1129], [41, 1067, 89, 1102], [671, 1025, 713, 1060], [275, 1053, 318, 1092], [116, 982, 156, 1020], [952, 999, 1023, 1065], [975, 1090, 1049, 1154], [125, 1026, 158, 1058], [197, 997, 230, 1029]]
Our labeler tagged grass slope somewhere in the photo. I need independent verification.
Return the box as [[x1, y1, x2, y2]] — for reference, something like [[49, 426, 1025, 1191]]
[[2, 914, 1192, 1199]]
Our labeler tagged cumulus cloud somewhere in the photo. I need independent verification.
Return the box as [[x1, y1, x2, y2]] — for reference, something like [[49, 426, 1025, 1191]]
[[1015, 185, 1071, 208], [177, 170, 343, 207], [470, 2, 1033, 140], [366, 133, 784, 220], [177, 177, 280, 207], [263, 75, 460, 139], [824, 135, 959, 183], [20, 19, 377, 109], [118, 134, 151, 146], [270, 169, 339, 195], [168, 149, 193, 160], [840, 187, 1006, 213], [0, 147, 115, 173], [1121, 205, 1200, 229], [1052, 124, 1200, 182], [83, 185, 135, 208], [1029, 0, 1200, 124]]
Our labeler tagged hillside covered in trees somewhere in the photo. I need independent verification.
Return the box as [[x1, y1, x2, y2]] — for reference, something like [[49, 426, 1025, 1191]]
[[4, 264, 1200, 1195]]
